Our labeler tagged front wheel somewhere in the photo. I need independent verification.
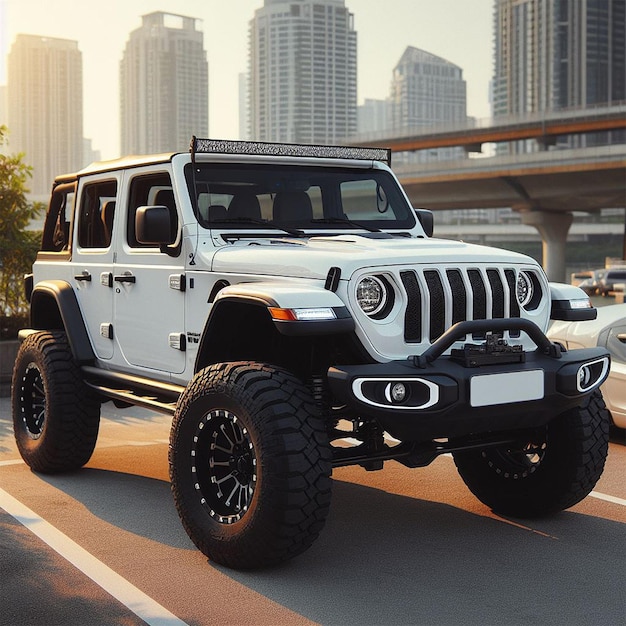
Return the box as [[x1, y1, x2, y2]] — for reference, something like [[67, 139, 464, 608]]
[[169, 362, 332, 569], [453, 391, 610, 517]]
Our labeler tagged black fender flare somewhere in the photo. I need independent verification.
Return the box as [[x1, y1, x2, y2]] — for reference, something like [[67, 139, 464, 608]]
[[194, 291, 354, 373], [29, 280, 95, 364]]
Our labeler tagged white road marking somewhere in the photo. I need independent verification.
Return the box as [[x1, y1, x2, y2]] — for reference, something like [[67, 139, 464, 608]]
[[0, 487, 188, 626], [589, 491, 626, 507], [0, 459, 23, 466]]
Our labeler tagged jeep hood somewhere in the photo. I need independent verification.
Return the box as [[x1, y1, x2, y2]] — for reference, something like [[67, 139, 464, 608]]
[[208, 234, 539, 280]]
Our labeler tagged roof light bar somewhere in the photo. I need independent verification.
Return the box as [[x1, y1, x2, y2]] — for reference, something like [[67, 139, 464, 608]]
[[190, 136, 391, 165]]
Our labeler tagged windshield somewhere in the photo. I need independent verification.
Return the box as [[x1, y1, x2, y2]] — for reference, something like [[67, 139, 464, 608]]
[[185, 163, 416, 232]]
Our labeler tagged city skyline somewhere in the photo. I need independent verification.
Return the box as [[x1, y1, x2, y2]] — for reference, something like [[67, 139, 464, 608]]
[[1, 0, 494, 160]]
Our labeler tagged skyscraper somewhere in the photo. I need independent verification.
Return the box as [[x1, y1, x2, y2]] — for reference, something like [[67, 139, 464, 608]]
[[389, 46, 467, 162], [120, 12, 208, 155], [7, 34, 83, 196], [493, 0, 625, 147], [248, 0, 357, 144]]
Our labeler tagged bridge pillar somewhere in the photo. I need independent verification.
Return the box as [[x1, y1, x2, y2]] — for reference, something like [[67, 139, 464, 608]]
[[521, 210, 573, 283]]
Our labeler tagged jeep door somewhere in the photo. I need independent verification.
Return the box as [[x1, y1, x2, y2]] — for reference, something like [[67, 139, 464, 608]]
[[111, 169, 186, 375], [72, 174, 119, 360]]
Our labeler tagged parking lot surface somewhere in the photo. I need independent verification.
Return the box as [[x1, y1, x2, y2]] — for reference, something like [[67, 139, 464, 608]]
[[1, 396, 625, 626]]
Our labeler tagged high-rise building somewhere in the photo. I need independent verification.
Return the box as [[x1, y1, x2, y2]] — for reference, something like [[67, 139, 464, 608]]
[[238, 73, 250, 141], [493, 0, 625, 148], [7, 34, 83, 196], [389, 46, 467, 162], [0, 86, 7, 126], [248, 0, 357, 144], [357, 98, 391, 135], [120, 12, 208, 155]]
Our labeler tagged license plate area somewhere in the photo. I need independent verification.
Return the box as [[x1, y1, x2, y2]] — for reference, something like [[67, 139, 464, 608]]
[[470, 370, 544, 407]]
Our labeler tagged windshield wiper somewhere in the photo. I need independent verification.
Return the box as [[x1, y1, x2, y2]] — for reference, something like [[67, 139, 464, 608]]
[[210, 217, 305, 237], [311, 217, 381, 232]]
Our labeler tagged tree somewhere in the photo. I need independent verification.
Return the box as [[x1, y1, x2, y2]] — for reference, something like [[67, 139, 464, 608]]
[[0, 125, 44, 336]]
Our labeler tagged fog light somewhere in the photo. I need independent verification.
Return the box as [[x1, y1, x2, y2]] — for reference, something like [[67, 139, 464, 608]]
[[578, 366, 591, 389], [387, 382, 407, 404], [576, 357, 610, 392]]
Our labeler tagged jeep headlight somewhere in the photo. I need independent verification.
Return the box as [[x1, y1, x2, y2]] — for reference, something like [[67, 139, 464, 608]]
[[516, 271, 534, 308], [356, 275, 390, 317]]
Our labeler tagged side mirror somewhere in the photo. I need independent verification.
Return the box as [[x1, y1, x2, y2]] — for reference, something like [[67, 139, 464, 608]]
[[414, 208, 434, 237], [549, 283, 597, 321], [136, 205, 174, 245]]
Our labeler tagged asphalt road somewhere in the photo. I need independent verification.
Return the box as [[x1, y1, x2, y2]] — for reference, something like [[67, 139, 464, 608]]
[[1, 396, 625, 626]]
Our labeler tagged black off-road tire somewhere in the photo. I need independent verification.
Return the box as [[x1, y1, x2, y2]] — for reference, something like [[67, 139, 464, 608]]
[[453, 390, 610, 517], [11, 331, 101, 473], [169, 361, 333, 569]]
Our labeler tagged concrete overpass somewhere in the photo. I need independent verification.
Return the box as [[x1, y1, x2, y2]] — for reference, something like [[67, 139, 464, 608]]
[[354, 104, 626, 154], [352, 105, 626, 281]]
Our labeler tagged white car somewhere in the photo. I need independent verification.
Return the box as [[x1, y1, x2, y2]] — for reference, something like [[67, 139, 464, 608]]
[[549, 304, 626, 429]]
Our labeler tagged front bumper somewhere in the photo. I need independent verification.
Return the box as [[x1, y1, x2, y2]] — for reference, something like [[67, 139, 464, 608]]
[[327, 319, 610, 441]]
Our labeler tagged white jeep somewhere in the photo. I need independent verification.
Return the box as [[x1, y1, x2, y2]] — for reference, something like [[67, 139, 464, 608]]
[[12, 138, 611, 569]]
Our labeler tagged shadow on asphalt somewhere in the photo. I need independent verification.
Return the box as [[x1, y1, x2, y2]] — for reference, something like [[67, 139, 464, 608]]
[[17, 464, 626, 625], [223, 479, 625, 626], [0, 512, 146, 626], [37, 468, 193, 551], [0, 400, 15, 455]]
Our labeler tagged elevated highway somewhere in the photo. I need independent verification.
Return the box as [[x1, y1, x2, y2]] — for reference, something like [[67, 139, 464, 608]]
[[355, 104, 626, 154], [352, 105, 626, 281]]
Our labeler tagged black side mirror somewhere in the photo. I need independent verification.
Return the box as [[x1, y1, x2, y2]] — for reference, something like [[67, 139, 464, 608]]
[[414, 208, 434, 237], [136, 205, 175, 245]]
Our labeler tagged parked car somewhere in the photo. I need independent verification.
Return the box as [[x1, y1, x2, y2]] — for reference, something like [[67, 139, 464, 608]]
[[597, 268, 626, 297], [578, 269, 607, 296], [549, 304, 626, 430], [570, 270, 593, 287]]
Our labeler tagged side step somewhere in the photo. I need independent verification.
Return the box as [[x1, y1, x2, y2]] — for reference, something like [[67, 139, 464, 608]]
[[81, 366, 185, 416]]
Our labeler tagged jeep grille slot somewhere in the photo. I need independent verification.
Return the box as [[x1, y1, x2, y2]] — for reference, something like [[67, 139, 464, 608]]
[[401, 267, 522, 346], [468, 269, 487, 320], [504, 269, 521, 337], [446, 269, 466, 326], [424, 271, 446, 342], [400, 270, 422, 343], [487, 269, 505, 318]]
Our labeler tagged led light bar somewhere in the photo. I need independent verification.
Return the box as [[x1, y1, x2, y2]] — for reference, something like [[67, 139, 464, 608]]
[[190, 137, 391, 165]]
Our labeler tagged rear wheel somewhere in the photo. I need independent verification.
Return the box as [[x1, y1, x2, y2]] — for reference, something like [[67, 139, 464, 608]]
[[169, 361, 332, 569], [11, 331, 101, 473], [453, 391, 610, 517]]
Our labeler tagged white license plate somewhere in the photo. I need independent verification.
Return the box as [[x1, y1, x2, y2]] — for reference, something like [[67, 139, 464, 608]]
[[470, 370, 544, 408]]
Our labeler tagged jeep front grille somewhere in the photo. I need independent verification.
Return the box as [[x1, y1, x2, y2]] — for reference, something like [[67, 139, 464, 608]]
[[399, 267, 522, 344]]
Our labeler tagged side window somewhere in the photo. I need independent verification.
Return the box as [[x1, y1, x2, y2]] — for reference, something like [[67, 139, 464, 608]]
[[77, 180, 118, 249], [41, 183, 76, 253], [127, 172, 177, 248]]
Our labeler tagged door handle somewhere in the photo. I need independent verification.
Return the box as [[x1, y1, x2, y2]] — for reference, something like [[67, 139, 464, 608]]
[[74, 272, 92, 282], [114, 273, 136, 284]]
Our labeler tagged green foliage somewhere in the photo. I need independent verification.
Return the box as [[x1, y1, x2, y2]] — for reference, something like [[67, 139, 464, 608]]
[[0, 125, 44, 327]]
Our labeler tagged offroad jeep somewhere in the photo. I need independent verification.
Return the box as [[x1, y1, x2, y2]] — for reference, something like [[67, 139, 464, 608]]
[[12, 138, 611, 569]]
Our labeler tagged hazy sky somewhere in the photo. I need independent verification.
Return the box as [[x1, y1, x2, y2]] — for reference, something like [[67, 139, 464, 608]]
[[1, 0, 494, 159]]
